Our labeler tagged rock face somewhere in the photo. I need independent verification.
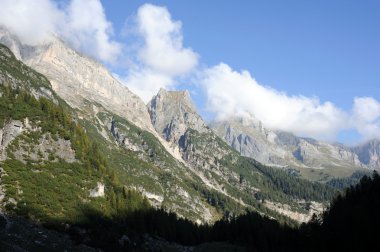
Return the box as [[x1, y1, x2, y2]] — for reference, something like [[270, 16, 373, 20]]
[[0, 120, 23, 161], [148, 88, 208, 146], [354, 139, 380, 169], [210, 116, 290, 167], [148, 89, 247, 205], [147, 89, 228, 178], [89, 182, 105, 198], [210, 115, 379, 174], [0, 28, 154, 134], [0, 28, 187, 165]]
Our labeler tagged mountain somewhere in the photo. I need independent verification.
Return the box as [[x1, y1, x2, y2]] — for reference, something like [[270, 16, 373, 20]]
[[0, 26, 377, 252], [0, 27, 153, 135], [353, 139, 380, 169], [0, 28, 338, 225], [0, 30, 228, 223], [0, 42, 154, 250], [210, 115, 376, 181], [148, 88, 337, 222], [148, 88, 208, 146], [0, 42, 249, 251]]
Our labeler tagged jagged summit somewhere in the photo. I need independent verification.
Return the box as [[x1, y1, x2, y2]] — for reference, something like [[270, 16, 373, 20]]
[[154, 88, 197, 113], [148, 88, 208, 144]]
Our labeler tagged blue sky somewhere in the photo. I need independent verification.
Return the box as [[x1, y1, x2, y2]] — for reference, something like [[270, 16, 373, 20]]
[[0, 0, 379, 144], [100, 0, 380, 143], [101, 0, 380, 109]]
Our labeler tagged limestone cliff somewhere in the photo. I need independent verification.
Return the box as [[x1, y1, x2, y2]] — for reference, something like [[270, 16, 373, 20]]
[[0, 28, 154, 134]]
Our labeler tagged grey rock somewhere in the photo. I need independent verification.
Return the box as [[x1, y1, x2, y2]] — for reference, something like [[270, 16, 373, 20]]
[[0, 27, 154, 135], [353, 139, 380, 169], [0, 120, 23, 161], [148, 88, 208, 147], [210, 114, 377, 173]]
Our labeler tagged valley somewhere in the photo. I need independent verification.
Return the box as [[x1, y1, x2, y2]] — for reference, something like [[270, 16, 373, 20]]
[[0, 21, 378, 251]]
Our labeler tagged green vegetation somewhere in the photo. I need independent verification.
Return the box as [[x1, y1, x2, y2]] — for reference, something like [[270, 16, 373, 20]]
[[326, 170, 369, 189], [81, 111, 215, 222], [193, 172, 380, 252], [2, 42, 375, 251], [299, 171, 380, 252], [0, 44, 51, 90], [0, 84, 149, 225], [185, 128, 337, 214]]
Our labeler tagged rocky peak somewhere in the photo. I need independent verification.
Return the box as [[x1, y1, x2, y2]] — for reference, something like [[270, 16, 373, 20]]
[[148, 88, 208, 145], [353, 139, 380, 169]]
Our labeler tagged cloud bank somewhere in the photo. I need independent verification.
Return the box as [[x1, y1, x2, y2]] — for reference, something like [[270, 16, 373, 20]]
[[201, 63, 349, 141], [0, 0, 121, 63], [200, 63, 380, 142]]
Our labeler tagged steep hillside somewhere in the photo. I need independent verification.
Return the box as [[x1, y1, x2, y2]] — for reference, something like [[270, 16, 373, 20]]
[[79, 107, 216, 223], [0, 43, 230, 251], [0, 26, 338, 224], [0, 43, 158, 249], [148, 89, 336, 222], [0, 31, 233, 223]]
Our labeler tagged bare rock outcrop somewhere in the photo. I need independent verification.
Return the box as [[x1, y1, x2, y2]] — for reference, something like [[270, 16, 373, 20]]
[[0, 120, 23, 161], [148, 88, 208, 147]]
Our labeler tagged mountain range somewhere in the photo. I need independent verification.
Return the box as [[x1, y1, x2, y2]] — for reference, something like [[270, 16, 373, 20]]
[[0, 26, 378, 231], [211, 116, 380, 181]]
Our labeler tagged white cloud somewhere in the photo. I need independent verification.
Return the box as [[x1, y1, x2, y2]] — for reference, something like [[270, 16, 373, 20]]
[[0, 1, 197, 101], [0, 0, 121, 63], [0, 0, 62, 45], [201, 63, 348, 141], [62, 0, 121, 63], [119, 69, 173, 102], [351, 97, 380, 141], [136, 4, 198, 75], [120, 4, 199, 102]]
